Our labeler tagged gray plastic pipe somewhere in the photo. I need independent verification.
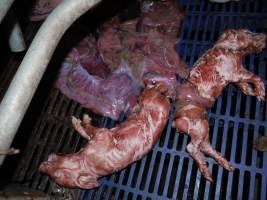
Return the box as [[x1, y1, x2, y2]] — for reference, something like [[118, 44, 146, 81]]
[[0, 0, 101, 165], [0, 0, 15, 24]]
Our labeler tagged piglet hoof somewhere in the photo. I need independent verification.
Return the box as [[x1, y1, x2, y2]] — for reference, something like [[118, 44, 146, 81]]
[[83, 114, 92, 125], [256, 81, 265, 101], [217, 158, 234, 171], [257, 94, 265, 102], [200, 144, 234, 172], [71, 116, 81, 125], [71, 116, 89, 139], [200, 167, 213, 182]]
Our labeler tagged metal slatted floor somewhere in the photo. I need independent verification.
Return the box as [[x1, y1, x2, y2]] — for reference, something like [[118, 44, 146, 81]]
[[10, 0, 267, 199]]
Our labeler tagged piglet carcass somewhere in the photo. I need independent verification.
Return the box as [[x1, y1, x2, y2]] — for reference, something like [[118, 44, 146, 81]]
[[39, 86, 170, 189], [173, 29, 266, 181]]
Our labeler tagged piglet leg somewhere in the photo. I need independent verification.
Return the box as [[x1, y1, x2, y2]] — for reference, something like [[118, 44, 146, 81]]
[[187, 118, 233, 180], [236, 68, 265, 101], [200, 134, 234, 171], [187, 141, 213, 182], [71, 114, 96, 140], [173, 106, 233, 181], [173, 117, 213, 181]]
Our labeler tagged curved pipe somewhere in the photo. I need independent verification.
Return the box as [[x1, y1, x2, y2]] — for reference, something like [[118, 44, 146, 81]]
[[0, 0, 15, 24], [0, 0, 101, 164]]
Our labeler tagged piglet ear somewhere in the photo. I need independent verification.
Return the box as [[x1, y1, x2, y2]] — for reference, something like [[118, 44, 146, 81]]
[[77, 174, 99, 189]]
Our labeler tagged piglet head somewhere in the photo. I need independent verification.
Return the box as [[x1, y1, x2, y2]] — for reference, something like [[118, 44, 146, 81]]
[[215, 29, 266, 54], [39, 153, 98, 189]]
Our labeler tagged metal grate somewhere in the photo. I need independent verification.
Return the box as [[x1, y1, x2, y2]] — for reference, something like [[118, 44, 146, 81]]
[[10, 0, 267, 200]]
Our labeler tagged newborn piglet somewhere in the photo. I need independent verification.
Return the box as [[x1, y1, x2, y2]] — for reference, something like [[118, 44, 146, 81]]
[[174, 29, 266, 181], [146, 29, 266, 181], [39, 86, 170, 189]]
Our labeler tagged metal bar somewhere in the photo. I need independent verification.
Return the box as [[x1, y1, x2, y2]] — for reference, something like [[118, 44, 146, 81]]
[[0, 0, 15, 24], [0, 0, 101, 165]]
